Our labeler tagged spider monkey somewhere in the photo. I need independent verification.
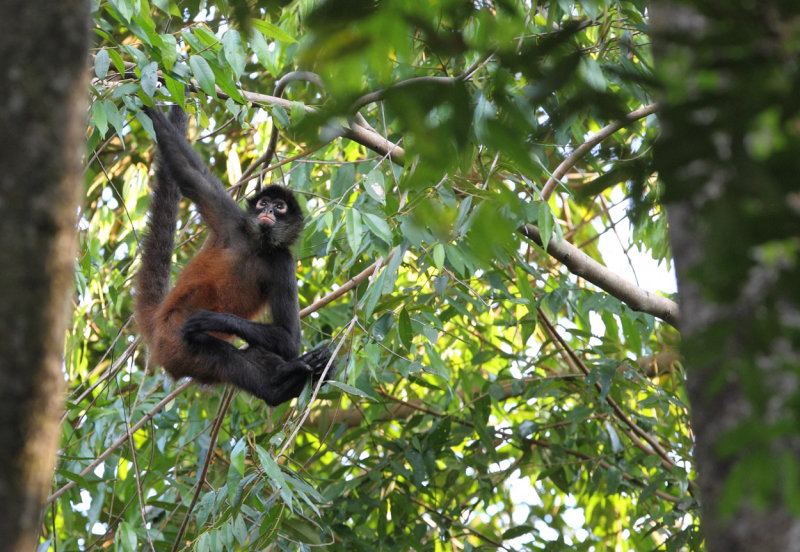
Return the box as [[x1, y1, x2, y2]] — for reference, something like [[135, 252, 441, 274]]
[[135, 105, 333, 406]]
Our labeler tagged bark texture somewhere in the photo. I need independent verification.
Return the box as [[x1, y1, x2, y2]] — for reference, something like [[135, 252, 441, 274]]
[[0, 0, 88, 549], [652, 2, 800, 549]]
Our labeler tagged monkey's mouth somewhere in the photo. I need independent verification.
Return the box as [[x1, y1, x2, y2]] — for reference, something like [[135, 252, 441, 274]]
[[259, 212, 276, 225]]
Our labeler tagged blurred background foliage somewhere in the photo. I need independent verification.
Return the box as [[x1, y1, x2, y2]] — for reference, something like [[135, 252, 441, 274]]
[[48, 0, 697, 550]]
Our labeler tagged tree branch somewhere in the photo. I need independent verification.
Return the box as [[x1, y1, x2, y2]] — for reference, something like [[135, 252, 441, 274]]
[[541, 103, 659, 200], [521, 224, 680, 327], [299, 248, 397, 318], [93, 58, 406, 164]]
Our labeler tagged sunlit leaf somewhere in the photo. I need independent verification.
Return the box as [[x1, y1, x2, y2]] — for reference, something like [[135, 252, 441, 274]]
[[252, 19, 297, 44]]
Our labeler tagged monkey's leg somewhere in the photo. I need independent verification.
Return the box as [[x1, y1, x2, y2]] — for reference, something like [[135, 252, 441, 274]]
[[236, 349, 315, 406], [183, 310, 299, 359], [182, 330, 312, 405]]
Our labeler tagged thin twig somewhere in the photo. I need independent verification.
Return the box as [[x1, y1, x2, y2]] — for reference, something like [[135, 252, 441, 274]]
[[537, 309, 697, 493], [277, 317, 358, 460], [541, 103, 659, 201], [299, 248, 397, 318], [47, 380, 194, 504], [172, 387, 235, 552], [240, 71, 325, 188]]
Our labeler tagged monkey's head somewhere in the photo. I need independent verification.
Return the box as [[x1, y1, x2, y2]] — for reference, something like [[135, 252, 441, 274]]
[[247, 185, 304, 248]]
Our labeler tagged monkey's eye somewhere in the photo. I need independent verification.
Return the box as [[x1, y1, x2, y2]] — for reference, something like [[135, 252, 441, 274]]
[[257, 198, 269, 209], [273, 200, 287, 213]]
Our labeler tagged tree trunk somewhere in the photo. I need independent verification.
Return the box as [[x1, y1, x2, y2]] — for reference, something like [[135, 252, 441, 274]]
[[0, 0, 88, 549], [652, 2, 800, 550]]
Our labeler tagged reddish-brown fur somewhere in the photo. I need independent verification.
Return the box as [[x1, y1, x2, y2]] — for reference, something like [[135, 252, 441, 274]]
[[145, 243, 271, 383]]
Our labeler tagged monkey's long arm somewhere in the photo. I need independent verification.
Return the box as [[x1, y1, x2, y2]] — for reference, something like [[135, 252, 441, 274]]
[[143, 106, 245, 239]]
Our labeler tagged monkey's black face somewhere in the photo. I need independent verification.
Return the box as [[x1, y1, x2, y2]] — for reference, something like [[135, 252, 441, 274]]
[[254, 196, 288, 227], [247, 185, 304, 248]]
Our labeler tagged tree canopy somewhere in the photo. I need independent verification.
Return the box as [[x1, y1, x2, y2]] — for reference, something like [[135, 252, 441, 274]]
[[47, 1, 715, 550]]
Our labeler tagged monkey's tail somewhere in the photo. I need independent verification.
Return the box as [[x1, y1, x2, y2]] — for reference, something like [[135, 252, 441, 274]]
[[134, 164, 180, 343], [135, 107, 188, 342]]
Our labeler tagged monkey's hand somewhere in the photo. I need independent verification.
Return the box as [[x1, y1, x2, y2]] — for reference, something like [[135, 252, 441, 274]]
[[300, 345, 335, 383], [182, 310, 218, 338], [181, 310, 234, 352]]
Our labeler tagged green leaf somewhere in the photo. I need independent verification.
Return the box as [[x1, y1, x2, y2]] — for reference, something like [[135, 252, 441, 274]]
[[363, 213, 392, 244], [432, 243, 445, 270], [604, 421, 622, 453], [289, 100, 306, 123], [103, 100, 125, 143], [250, 30, 273, 70], [252, 19, 297, 43], [181, 29, 204, 52], [433, 274, 449, 297], [345, 209, 362, 253], [272, 104, 289, 127], [91, 101, 108, 137], [424, 344, 449, 380], [230, 438, 246, 476], [254, 445, 289, 499], [108, 0, 133, 22], [152, 0, 170, 13], [222, 29, 246, 79], [398, 308, 413, 349], [189, 55, 217, 97], [363, 169, 386, 204], [328, 381, 370, 399], [361, 270, 386, 320], [108, 48, 126, 75], [538, 201, 554, 252], [332, 164, 355, 199], [580, 56, 607, 92], [445, 244, 466, 274], [514, 266, 535, 305], [140, 61, 158, 98], [502, 525, 535, 540], [194, 26, 220, 48], [233, 515, 248, 546], [210, 63, 245, 103], [162, 74, 185, 108], [94, 49, 110, 79], [159, 33, 178, 72], [372, 311, 394, 340], [118, 521, 137, 552], [606, 467, 623, 493]]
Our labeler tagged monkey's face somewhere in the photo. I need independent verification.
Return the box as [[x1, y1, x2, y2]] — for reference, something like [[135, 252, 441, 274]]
[[247, 185, 304, 247], [254, 196, 288, 227]]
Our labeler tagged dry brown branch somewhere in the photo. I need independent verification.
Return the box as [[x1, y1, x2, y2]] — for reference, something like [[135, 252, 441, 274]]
[[91, 58, 407, 164]]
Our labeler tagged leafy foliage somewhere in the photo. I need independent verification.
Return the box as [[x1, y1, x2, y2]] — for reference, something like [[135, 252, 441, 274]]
[[47, 1, 697, 550]]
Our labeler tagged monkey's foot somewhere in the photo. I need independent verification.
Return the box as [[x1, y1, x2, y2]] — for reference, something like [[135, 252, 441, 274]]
[[300, 346, 335, 382]]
